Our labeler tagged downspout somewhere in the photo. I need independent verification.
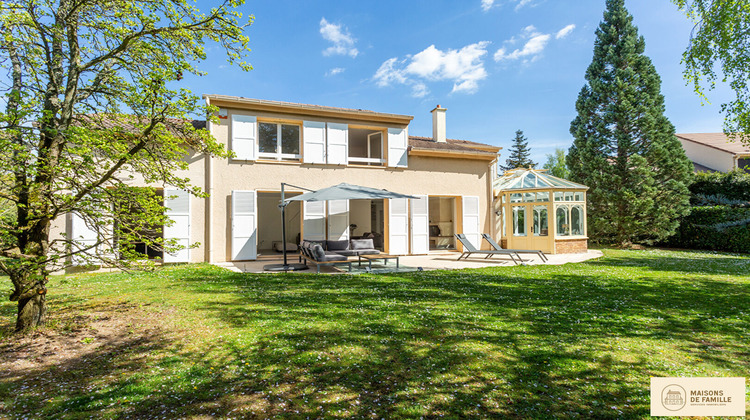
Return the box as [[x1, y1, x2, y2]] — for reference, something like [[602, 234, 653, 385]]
[[488, 157, 498, 247], [205, 96, 214, 263]]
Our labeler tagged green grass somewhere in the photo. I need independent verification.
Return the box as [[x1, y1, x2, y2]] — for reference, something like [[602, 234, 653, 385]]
[[1, 248, 748, 418]]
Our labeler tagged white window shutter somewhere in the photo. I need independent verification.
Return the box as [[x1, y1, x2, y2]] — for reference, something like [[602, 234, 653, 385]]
[[327, 200, 350, 240], [326, 123, 348, 165], [462, 196, 481, 249], [387, 128, 408, 168], [410, 195, 429, 255], [70, 212, 98, 265], [231, 115, 257, 161], [303, 201, 326, 241], [303, 121, 326, 164], [231, 190, 257, 260], [389, 198, 409, 255], [164, 188, 191, 263]]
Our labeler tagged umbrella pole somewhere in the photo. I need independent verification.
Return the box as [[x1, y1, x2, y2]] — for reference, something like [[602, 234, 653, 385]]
[[264, 183, 309, 272]]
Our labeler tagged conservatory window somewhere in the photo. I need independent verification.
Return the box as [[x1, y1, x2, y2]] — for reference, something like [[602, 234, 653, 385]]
[[556, 204, 585, 237], [536, 192, 549, 202], [556, 206, 569, 236], [524, 193, 535, 202], [510, 193, 523, 203], [501, 207, 506, 237], [512, 207, 526, 236], [571, 205, 584, 235], [533, 205, 548, 236]]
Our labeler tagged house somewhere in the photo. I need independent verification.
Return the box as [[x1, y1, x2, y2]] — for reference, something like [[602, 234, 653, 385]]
[[56, 96, 504, 264], [676, 133, 750, 173]]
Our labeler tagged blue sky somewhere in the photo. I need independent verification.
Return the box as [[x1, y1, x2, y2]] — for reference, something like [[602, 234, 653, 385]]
[[189, 0, 733, 165]]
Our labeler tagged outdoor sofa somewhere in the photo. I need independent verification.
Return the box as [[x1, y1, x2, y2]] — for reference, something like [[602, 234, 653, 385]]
[[299, 239, 381, 272]]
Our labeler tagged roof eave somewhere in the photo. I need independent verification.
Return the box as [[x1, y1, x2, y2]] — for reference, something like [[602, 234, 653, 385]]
[[204, 94, 414, 125], [408, 147, 498, 161]]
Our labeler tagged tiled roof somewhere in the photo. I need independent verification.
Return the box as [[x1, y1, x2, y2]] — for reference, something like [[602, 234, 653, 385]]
[[676, 133, 750, 155], [78, 114, 205, 136], [408, 135, 499, 155]]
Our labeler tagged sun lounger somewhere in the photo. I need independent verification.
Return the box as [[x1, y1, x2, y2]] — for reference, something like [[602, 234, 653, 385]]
[[454, 234, 521, 264], [481, 233, 548, 263]]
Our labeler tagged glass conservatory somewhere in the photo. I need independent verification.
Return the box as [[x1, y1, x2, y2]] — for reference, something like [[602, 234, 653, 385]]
[[493, 168, 589, 254]]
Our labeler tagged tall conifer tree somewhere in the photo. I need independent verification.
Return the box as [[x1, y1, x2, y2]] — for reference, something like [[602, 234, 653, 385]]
[[500, 130, 536, 171], [567, 0, 693, 245]]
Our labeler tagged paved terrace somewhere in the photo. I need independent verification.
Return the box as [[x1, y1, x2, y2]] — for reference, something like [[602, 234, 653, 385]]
[[213, 250, 603, 274]]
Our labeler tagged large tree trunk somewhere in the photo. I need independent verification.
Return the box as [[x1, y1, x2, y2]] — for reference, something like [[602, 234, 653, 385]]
[[11, 272, 48, 332], [16, 290, 47, 332]]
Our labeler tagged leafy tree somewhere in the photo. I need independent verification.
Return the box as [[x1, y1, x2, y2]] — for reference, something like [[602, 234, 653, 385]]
[[500, 130, 536, 171], [568, 0, 693, 246], [673, 0, 750, 143], [542, 148, 570, 179], [0, 0, 251, 332]]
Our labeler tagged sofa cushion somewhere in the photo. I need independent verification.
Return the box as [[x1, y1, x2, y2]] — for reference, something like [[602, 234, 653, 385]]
[[321, 252, 347, 262], [312, 244, 326, 261], [351, 238, 375, 250], [333, 249, 359, 256], [326, 240, 350, 251]]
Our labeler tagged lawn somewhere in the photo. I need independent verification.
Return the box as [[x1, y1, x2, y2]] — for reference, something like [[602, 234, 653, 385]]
[[0, 248, 748, 419]]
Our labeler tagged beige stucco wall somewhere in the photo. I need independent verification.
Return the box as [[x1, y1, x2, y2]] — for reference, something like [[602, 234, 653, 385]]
[[49, 148, 209, 266], [208, 108, 495, 262], [679, 139, 735, 172]]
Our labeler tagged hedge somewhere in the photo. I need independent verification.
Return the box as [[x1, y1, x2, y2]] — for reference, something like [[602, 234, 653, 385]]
[[667, 206, 750, 253], [690, 170, 750, 202]]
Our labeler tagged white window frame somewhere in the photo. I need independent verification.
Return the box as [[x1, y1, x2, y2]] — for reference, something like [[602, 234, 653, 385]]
[[349, 131, 386, 165], [257, 121, 302, 161]]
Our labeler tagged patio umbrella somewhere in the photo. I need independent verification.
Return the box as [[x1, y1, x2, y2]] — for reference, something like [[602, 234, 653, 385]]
[[283, 182, 417, 204], [265, 183, 417, 272]]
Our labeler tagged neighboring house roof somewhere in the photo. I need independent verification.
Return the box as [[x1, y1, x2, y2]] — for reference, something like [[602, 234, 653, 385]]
[[204, 95, 414, 125], [676, 133, 750, 155], [79, 114, 206, 134], [408, 135, 500, 160]]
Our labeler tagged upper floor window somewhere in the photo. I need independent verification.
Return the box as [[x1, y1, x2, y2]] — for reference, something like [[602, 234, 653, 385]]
[[349, 127, 385, 166], [258, 122, 301, 161]]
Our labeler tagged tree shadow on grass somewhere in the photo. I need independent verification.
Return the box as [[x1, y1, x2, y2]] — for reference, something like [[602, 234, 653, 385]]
[[168, 263, 748, 418], [3, 256, 747, 419]]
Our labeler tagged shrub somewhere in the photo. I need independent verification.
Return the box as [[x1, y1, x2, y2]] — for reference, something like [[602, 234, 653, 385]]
[[667, 206, 750, 253]]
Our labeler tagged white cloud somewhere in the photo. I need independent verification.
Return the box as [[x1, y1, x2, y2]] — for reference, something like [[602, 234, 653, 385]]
[[325, 67, 345, 77], [514, 0, 534, 11], [556, 24, 576, 39], [320, 18, 358, 58], [494, 24, 574, 63], [373, 42, 491, 97], [482, 0, 535, 12]]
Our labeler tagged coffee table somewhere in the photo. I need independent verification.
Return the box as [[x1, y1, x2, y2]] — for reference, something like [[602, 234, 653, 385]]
[[359, 254, 400, 270]]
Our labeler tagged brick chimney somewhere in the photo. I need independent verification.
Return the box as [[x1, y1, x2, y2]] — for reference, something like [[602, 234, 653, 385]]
[[431, 104, 447, 143]]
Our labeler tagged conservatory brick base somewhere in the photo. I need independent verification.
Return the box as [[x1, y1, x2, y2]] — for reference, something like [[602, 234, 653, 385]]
[[555, 239, 588, 254]]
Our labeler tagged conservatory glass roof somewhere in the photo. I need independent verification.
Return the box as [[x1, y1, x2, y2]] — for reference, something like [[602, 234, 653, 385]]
[[493, 168, 588, 195]]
